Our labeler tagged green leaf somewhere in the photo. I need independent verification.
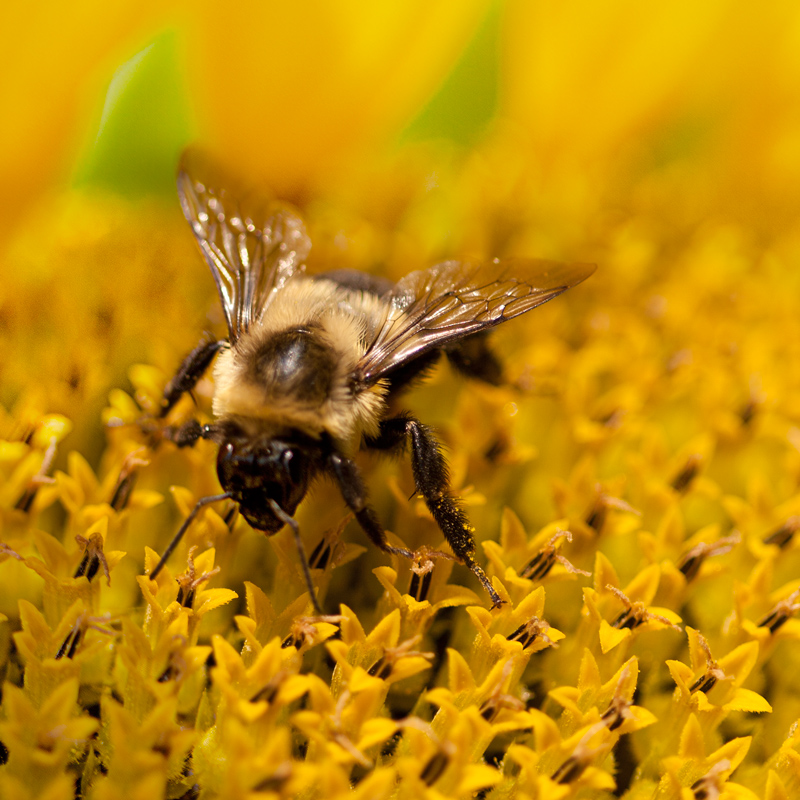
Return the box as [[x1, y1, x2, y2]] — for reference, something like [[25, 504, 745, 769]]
[[73, 29, 194, 196], [400, 0, 501, 146]]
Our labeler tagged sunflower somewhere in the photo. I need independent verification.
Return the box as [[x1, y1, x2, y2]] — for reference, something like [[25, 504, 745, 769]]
[[1, 2, 800, 797]]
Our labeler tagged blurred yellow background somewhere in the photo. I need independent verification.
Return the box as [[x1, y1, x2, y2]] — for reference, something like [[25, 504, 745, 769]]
[[4, 0, 800, 407], [4, 1, 800, 227]]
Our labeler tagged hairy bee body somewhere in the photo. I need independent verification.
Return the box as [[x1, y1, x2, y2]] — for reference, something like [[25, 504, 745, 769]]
[[212, 276, 389, 451], [152, 162, 596, 611]]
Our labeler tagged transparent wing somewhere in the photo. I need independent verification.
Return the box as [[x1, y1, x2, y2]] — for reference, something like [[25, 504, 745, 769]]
[[177, 170, 311, 342], [355, 258, 596, 386]]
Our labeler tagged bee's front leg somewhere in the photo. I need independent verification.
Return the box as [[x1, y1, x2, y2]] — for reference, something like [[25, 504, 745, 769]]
[[366, 415, 503, 608], [160, 337, 227, 417], [163, 419, 209, 448], [148, 337, 226, 449]]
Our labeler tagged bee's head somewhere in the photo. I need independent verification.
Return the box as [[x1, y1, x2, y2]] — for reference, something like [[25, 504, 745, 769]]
[[216, 430, 314, 533]]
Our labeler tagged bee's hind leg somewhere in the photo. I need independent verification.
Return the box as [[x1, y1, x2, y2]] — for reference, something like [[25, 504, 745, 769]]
[[365, 415, 504, 608], [444, 332, 504, 385]]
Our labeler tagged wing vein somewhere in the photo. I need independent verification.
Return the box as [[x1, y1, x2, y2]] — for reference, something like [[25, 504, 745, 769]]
[[177, 168, 311, 342], [355, 259, 595, 386]]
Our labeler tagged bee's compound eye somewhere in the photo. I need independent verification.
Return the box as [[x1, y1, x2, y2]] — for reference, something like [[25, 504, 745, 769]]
[[282, 447, 295, 473], [218, 441, 237, 470], [217, 440, 242, 491], [282, 447, 310, 486]]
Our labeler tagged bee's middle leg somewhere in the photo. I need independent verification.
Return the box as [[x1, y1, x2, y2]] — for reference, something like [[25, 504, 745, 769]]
[[327, 451, 414, 560]]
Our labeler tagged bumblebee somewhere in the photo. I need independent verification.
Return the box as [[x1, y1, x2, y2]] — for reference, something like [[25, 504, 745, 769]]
[[150, 167, 595, 612]]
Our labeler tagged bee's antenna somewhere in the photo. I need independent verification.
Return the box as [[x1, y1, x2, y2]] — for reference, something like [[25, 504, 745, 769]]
[[267, 499, 324, 616], [149, 492, 233, 580]]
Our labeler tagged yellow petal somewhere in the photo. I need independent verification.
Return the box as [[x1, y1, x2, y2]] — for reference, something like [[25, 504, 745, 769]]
[[182, 0, 491, 195], [724, 688, 772, 714]]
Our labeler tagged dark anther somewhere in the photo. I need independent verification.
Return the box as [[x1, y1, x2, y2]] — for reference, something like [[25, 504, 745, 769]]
[[157, 665, 175, 683], [479, 699, 499, 722], [109, 471, 137, 511], [611, 610, 641, 630], [520, 550, 556, 581], [409, 569, 432, 602], [671, 454, 701, 493], [14, 489, 37, 513], [552, 756, 585, 784], [763, 517, 800, 548], [758, 609, 789, 634], [55, 628, 82, 660], [585, 498, 607, 533], [367, 655, 393, 680], [176, 584, 196, 608], [420, 751, 449, 786], [689, 674, 717, 694], [600, 704, 624, 731], [309, 538, 332, 570], [739, 400, 756, 426], [506, 623, 538, 649], [678, 552, 702, 581], [74, 549, 98, 581]]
